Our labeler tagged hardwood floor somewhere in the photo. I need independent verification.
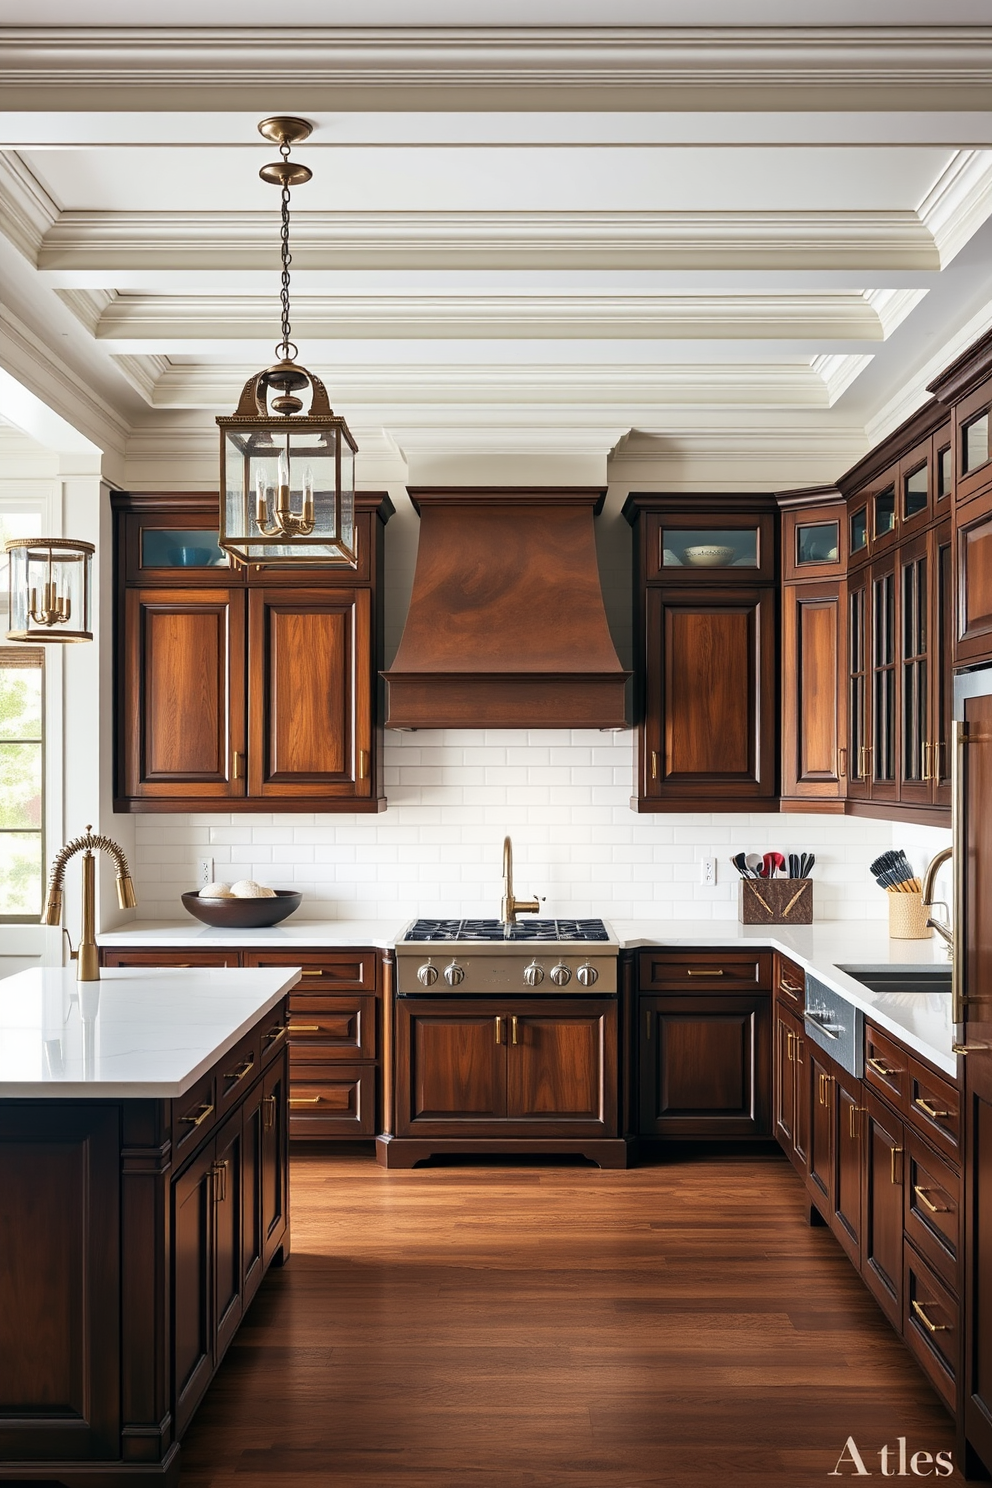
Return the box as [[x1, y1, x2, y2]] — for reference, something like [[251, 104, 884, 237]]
[[180, 1147, 959, 1487]]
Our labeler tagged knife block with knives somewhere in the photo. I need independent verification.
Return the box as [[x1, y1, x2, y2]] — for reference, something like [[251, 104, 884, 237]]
[[738, 877, 813, 925]]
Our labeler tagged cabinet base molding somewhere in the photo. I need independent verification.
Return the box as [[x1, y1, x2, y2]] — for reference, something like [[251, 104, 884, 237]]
[[375, 1135, 630, 1170], [112, 796, 387, 815], [0, 1443, 180, 1486]]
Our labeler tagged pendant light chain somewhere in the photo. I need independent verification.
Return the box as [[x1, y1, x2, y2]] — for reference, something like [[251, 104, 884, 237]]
[[277, 140, 296, 362]]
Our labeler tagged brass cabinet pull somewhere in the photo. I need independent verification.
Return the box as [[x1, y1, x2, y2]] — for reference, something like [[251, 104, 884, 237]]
[[953, 1042, 990, 1054], [180, 1101, 214, 1128], [794, 1035, 804, 1066], [688, 969, 724, 977], [211, 1159, 228, 1203], [263, 1024, 286, 1044], [818, 1072, 834, 1106], [224, 1054, 255, 1084], [300, 969, 325, 977], [838, 746, 847, 779], [645, 1009, 651, 1040], [233, 750, 245, 779], [914, 1096, 952, 1120], [912, 1299, 947, 1334], [511, 1015, 519, 1046], [495, 1015, 503, 1045], [289, 1024, 321, 1032], [849, 1105, 866, 1140], [289, 1095, 322, 1105], [650, 750, 659, 780], [786, 1030, 795, 1063], [890, 1146, 903, 1185], [922, 740, 934, 781], [358, 749, 370, 780], [913, 1184, 949, 1214], [262, 1094, 276, 1130], [867, 1055, 898, 1078], [779, 979, 802, 998]]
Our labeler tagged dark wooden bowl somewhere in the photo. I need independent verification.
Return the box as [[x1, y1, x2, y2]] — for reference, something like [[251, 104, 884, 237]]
[[181, 890, 303, 928]]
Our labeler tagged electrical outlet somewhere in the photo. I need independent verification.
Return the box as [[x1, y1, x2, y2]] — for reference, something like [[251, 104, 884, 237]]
[[701, 855, 717, 887], [197, 856, 214, 888]]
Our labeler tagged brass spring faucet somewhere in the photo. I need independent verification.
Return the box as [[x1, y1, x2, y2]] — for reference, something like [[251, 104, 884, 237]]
[[42, 825, 137, 981]]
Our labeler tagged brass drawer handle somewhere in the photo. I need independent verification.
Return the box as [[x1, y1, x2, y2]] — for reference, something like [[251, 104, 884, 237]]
[[867, 1055, 899, 1078], [849, 1105, 867, 1140], [300, 970, 325, 978], [180, 1102, 214, 1128], [495, 1015, 503, 1045], [786, 1030, 795, 1063], [511, 1015, 519, 1046], [779, 979, 802, 997], [913, 1185, 950, 1214], [891, 1146, 903, 1186], [262, 1094, 276, 1130], [289, 1024, 322, 1032], [224, 1054, 255, 1083], [289, 1096, 322, 1105], [818, 1072, 834, 1106], [687, 969, 724, 977], [794, 1035, 804, 1066], [915, 1096, 952, 1120], [922, 740, 934, 781], [263, 1024, 286, 1044], [358, 749, 370, 780], [953, 1042, 990, 1054], [650, 750, 659, 780], [233, 750, 245, 779], [912, 1299, 948, 1334], [211, 1159, 228, 1202]]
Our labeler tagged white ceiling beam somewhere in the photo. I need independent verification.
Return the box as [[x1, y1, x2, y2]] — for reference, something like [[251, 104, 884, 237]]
[[1, 27, 991, 111]]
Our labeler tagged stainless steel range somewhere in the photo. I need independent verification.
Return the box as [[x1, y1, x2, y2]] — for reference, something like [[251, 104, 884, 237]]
[[395, 917, 620, 995]]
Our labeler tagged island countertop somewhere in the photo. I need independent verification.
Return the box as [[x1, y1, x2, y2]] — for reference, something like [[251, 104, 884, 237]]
[[0, 965, 300, 1099]]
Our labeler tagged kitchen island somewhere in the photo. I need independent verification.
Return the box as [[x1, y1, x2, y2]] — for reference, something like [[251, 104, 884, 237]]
[[0, 965, 298, 1488]]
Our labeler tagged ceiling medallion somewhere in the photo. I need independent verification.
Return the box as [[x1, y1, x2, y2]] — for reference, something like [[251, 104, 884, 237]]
[[216, 116, 358, 569]]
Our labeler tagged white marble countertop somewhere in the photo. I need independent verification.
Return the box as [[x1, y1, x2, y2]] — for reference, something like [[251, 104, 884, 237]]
[[98, 917, 404, 950], [612, 920, 956, 1076], [0, 966, 300, 1099], [97, 915, 957, 1077]]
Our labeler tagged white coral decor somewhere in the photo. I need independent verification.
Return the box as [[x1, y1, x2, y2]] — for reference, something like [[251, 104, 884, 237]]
[[230, 879, 277, 899]]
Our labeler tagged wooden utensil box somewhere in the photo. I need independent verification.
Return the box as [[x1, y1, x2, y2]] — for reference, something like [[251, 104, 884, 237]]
[[738, 878, 813, 925]]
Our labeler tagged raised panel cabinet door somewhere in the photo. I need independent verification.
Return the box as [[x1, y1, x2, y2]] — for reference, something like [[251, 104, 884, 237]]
[[846, 568, 870, 802], [869, 554, 899, 804], [898, 532, 932, 810], [639, 993, 771, 1138], [807, 1049, 836, 1215], [793, 1028, 811, 1172], [505, 999, 616, 1135], [260, 1054, 289, 1267], [773, 1006, 799, 1159], [248, 587, 373, 800], [862, 1090, 905, 1331], [173, 1143, 215, 1439], [781, 580, 847, 802], [121, 587, 246, 800], [642, 586, 777, 808], [0, 1104, 120, 1462], [241, 1080, 265, 1307], [394, 1000, 508, 1135], [932, 522, 953, 808], [832, 1072, 864, 1267], [212, 1112, 244, 1365]]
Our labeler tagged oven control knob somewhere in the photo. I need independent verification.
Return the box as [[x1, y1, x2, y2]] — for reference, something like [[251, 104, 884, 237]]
[[444, 961, 465, 987], [523, 960, 544, 987], [417, 961, 439, 987], [550, 962, 571, 986], [576, 962, 598, 987]]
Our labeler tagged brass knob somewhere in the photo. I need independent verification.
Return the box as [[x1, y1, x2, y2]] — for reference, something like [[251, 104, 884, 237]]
[[417, 961, 439, 987], [576, 962, 598, 987], [523, 960, 544, 987], [443, 961, 465, 987], [550, 963, 571, 986]]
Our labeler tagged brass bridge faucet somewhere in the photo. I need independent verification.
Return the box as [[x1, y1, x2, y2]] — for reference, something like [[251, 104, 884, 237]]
[[501, 835, 541, 927], [42, 825, 137, 981]]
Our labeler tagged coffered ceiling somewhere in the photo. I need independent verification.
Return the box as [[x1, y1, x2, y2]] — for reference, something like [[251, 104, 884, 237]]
[[0, 4, 991, 484]]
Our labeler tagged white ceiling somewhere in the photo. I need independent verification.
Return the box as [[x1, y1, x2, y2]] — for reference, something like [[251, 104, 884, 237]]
[[0, 14, 991, 483]]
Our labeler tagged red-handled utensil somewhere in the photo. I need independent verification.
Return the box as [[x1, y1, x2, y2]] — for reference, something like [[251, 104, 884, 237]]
[[763, 851, 786, 878]]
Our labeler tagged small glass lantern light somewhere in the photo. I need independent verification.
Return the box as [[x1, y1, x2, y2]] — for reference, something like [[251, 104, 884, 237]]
[[217, 364, 357, 568], [216, 115, 358, 570], [5, 538, 95, 643]]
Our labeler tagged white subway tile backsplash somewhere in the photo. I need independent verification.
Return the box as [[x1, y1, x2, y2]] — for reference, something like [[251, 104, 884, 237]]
[[128, 729, 903, 923]]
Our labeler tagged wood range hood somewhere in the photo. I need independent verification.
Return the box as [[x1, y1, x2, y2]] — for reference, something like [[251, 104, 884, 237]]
[[383, 487, 630, 729]]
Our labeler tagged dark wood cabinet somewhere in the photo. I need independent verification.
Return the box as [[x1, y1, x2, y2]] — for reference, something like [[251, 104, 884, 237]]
[[781, 578, 847, 807], [639, 991, 771, 1139], [113, 491, 391, 813], [624, 493, 779, 812], [773, 1000, 808, 1172], [393, 996, 617, 1139], [807, 1047, 835, 1213], [832, 1067, 864, 1266], [862, 1089, 904, 1330]]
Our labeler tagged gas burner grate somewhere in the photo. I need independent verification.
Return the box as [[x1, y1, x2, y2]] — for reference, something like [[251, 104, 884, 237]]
[[403, 918, 610, 943]]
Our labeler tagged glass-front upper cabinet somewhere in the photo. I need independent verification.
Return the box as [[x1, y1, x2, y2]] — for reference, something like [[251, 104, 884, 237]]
[[779, 496, 846, 580], [874, 482, 897, 542], [850, 505, 869, 561], [659, 527, 758, 569], [963, 410, 989, 476], [871, 562, 898, 799], [140, 528, 227, 569], [638, 502, 778, 584], [935, 428, 952, 508], [902, 463, 928, 523], [118, 494, 240, 585]]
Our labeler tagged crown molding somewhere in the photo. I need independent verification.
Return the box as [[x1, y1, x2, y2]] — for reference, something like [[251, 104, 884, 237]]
[[809, 352, 875, 405], [864, 286, 929, 338], [0, 303, 129, 458], [87, 290, 885, 343], [112, 352, 171, 403], [917, 148, 992, 267], [38, 208, 939, 274], [865, 299, 992, 446], [0, 152, 60, 264], [55, 287, 118, 336], [1, 28, 991, 109]]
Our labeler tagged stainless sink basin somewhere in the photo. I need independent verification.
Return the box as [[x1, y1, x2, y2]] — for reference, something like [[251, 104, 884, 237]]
[[837, 965, 952, 995]]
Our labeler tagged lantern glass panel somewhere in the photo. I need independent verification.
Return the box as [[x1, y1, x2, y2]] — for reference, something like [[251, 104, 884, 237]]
[[6, 541, 93, 643], [222, 424, 356, 565]]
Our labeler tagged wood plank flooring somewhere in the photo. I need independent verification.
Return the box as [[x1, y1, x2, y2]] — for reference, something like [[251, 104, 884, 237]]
[[180, 1147, 960, 1487]]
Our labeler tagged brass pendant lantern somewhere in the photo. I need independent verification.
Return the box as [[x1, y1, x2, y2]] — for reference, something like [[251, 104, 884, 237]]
[[217, 117, 358, 568], [4, 537, 95, 643]]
